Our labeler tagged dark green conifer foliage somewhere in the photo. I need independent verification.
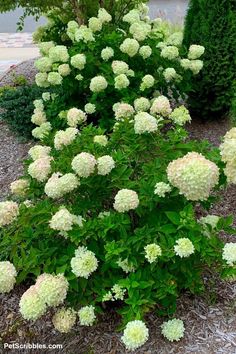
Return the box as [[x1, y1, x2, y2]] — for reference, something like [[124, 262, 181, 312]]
[[183, 0, 236, 119]]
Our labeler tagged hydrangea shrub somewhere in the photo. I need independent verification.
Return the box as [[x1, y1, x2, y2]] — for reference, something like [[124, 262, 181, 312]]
[[32, 3, 204, 131], [0, 4, 236, 352]]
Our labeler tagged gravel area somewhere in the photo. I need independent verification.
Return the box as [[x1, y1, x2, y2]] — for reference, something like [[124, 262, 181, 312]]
[[0, 65, 235, 353], [0, 59, 37, 87]]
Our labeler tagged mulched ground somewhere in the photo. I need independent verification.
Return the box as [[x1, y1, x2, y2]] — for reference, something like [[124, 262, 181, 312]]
[[0, 63, 235, 354]]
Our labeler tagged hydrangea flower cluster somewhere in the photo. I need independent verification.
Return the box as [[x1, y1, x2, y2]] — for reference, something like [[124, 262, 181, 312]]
[[144, 244, 162, 263], [174, 238, 195, 258], [28, 156, 52, 182], [220, 128, 236, 184], [134, 112, 158, 134], [0, 261, 17, 293], [54, 127, 78, 150], [49, 208, 80, 232], [114, 189, 139, 213], [170, 106, 191, 126], [167, 152, 219, 201], [71, 246, 98, 278], [78, 305, 96, 326], [19, 273, 68, 321], [121, 320, 149, 351], [0, 201, 19, 227], [161, 318, 185, 342], [52, 307, 77, 333], [10, 179, 29, 197], [44, 173, 79, 199], [154, 182, 172, 197], [222, 243, 236, 266]]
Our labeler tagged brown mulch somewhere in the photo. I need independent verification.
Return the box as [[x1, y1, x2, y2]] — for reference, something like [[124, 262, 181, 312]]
[[0, 64, 235, 353]]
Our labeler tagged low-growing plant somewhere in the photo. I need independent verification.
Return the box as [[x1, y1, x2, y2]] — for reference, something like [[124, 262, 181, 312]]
[[0, 4, 236, 352], [0, 85, 44, 139]]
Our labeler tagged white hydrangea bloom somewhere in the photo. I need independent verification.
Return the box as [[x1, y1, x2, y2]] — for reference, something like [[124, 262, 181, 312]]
[[144, 244, 162, 263], [42, 92, 51, 101], [134, 112, 158, 134], [0, 201, 19, 227], [49, 208, 78, 232], [28, 156, 52, 182], [88, 17, 103, 32], [52, 307, 77, 333], [115, 74, 130, 90], [44, 173, 79, 199], [31, 109, 47, 126], [67, 20, 79, 41], [58, 64, 71, 77], [19, 285, 47, 321], [54, 127, 78, 150], [47, 72, 63, 85], [0, 261, 17, 293], [222, 243, 236, 266], [78, 305, 96, 326], [161, 46, 179, 60], [117, 258, 135, 273], [102, 291, 113, 302], [35, 273, 68, 307], [114, 189, 139, 213], [170, 106, 191, 126], [32, 122, 52, 140], [150, 96, 172, 117], [174, 238, 195, 258], [139, 45, 152, 59], [220, 128, 236, 163], [134, 97, 150, 112], [140, 74, 155, 91], [35, 72, 49, 88], [166, 32, 183, 46], [114, 103, 135, 120], [90, 76, 108, 93], [129, 21, 151, 41], [67, 108, 87, 127], [189, 59, 204, 75], [188, 45, 205, 60], [72, 152, 96, 177], [101, 47, 114, 61], [33, 99, 44, 110], [120, 38, 140, 57], [71, 246, 98, 278], [161, 318, 185, 342], [71, 54, 86, 70], [121, 320, 149, 351], [10, 179, 29, 197], [163, 68, 177, 82], [123, 9, 140, 24], [154, 182, 172, 197], [38, 41, 54, 56], [199, 215, 220, 229], [93, 135, 108, 146], [167, 152, 219, 201], [112, 61, 129, 75], [48, 45, 69, 63], [84, 103, 96, 114], [97, 155, 115, 175], [98, 8, 112, 23], [75, 25, 95, 43], [111, 284, 126, 300], [35, 57, 52, 73], [28, 145, 51, 161]]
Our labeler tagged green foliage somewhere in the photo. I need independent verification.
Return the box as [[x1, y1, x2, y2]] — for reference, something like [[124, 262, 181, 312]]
[[183, 0, 236, 119], [0, 85, 43, 139]]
